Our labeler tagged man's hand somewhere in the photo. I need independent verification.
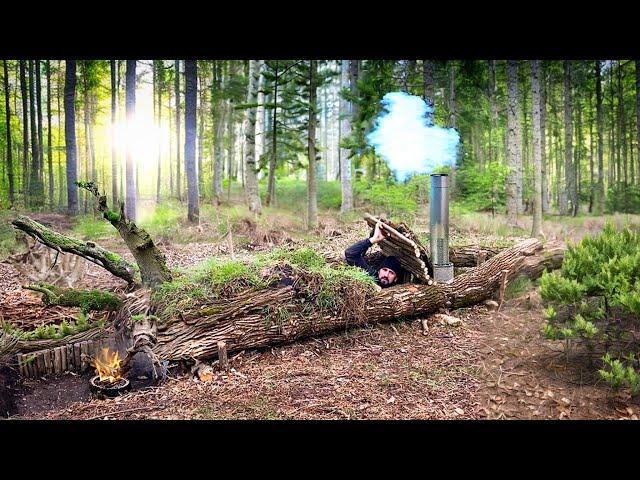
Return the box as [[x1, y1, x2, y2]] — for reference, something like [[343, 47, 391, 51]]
[[370, 220, 387, 244]]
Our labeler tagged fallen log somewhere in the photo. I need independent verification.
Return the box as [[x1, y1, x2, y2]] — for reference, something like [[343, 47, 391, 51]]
[[11, 215, 137, 285], [150, 238, 565, 362]]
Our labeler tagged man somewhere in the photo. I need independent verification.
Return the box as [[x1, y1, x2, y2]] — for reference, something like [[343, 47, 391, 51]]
[[345, 220, 404, 288]]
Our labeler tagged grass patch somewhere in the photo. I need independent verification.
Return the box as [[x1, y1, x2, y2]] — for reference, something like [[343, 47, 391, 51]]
[[72, 214, 116, 240], [505, 276, 534, 300]]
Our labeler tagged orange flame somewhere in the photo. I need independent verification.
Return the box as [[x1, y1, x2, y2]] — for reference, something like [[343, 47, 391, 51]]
[[93, 347, 122, 384]]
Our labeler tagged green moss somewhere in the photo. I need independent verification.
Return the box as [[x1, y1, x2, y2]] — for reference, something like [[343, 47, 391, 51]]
[[105, 211, 121, 223]]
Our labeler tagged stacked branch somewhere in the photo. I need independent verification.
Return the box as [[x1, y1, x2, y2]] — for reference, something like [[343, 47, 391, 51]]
[[364, 213, 433, 283], [23, 282, 123, 312]]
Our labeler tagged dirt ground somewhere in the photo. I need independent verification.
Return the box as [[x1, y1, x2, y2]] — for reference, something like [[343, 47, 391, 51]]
[[2, 210, 639, 420]]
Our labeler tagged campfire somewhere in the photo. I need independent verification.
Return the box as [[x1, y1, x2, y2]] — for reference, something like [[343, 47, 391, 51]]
[[90, 347, 130, 397]]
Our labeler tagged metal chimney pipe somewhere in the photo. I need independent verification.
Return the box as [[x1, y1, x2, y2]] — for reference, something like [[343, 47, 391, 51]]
[[430, 173, 454, 283]]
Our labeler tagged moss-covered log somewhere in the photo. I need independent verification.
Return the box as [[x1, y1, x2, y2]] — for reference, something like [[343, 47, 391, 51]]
[[150, 238, 565, 362], [77, 181, 171, 288], [24, 282, 124, 312], [11, 215, 137, 284]]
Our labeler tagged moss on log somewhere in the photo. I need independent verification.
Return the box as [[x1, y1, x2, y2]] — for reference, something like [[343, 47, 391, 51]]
[[24, 282, 123, 313]]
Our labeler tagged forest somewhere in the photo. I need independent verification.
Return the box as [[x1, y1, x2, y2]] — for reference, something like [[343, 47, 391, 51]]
[[1, 59, 640, 420]]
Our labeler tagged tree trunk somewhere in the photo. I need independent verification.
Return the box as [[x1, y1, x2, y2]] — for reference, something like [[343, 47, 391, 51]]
[[540, 62, 549, 213], [423, 59, 435, 112], [175, 59, 181, 201], [564, 60, 576, 216], [340, 60, 353, 214], [155, 60, 163, 204], [506, 60, 520, 225], [24, 282, 123, 312], [636, 61, 640, 187], [243, 60, 261, 214], [588, 87, 595, 212], [125, 60, 137, 221], [111, 60, 118, 207], [46, 60, 53, 208], [531, 60, 543, 238], [266, 61, 279, 207], [184, 60, 199, 223], [36, 60, 44, 202], [57, 61, 64, 209], [255, 60, 266, 171], [213, 62, 225, 206], [307, 60, 318, 230], [64, 60, 78, 216], [3, 60, 15, 207], [151, 238, 565, 362], [29, 60, 42, 207], [77, 182, 172, 288], [595, 61, 605, 215], [618, 61, 627, 187], [19, 60, 29, 208], [487, 60, 497, 167]]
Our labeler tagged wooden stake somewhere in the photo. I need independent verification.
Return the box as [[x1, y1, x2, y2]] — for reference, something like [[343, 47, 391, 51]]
[[498, 269, 509, 311], [53, 347, 62, 374], [16, 354, 26, 377], [66, 344, 75, 371], [80, 341, 89, 371], [217, 341, 229, 372], [74, 343, 82, 371], [60, 345, 67, 372], [36, 351, 45, 377]]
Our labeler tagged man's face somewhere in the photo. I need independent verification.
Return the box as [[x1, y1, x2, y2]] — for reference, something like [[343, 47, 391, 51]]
[[378, 267, 397, 285]]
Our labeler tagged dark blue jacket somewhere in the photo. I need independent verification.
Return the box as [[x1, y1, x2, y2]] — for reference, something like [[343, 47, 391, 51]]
[[345, 238, 385, 287]]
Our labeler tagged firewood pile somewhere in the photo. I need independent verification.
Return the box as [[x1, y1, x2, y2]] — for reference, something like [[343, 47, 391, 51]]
[[363, 213, 434, 284]]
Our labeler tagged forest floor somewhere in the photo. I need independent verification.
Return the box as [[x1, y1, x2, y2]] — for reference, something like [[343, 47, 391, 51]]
[[2, 206, 640, 420]]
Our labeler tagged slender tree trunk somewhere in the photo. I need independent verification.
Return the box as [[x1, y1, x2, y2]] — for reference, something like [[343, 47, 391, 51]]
[[125, 60, 137, 221], [423, 59, 435, 112], [588, 88, 595, 213], [266, 61, 279, 207], [227, 100, 235, 202], [618, 61, 627, 187], [57, 61, 64, 209], [243, 60, 261, 214], [255, 60, 266, 171], [3, 60, 15, 207], [564, 61, 576, 216], [595, 61, 605, 215], [45, 60, 53, 208], [110, 60, 118, 206], [448, 61, 458, 196], [184, 60, 199, 223], [64, 60, 78, 215], [175, 59, 181, 201], [340, 60, 353, 214], [197, 65, 205, 195], [307, 59, 318, 230], [531, 60, 544, 237], [540, 63, 549, 213], [487, 60, 497, 166], [636, 61, 640, 186], [19, 60, 29, 208], [36, 60, 44, 191], [29, 60, 42, 207], [608, 63, 616, 189], [506, 61, 520, 225], [213, 64, 225, 206], [169, 84, 173, 197], [155, 60, 163, 204]]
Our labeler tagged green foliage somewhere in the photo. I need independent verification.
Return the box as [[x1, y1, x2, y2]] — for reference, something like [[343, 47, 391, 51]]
[[6, 310, 100, 342], [354, 179, 417, 219], [606, 184, 640, 214], [540, 270, 587, 304], [599, 353, 640, 396], [540, 223, 640, 396], [259, 178, 343, 212], [455, 162, 508, 212]]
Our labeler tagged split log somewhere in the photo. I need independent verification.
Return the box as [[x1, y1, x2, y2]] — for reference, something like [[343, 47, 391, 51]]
[[77, 181, 171, 288], [23, 282, 124, 312], [11, 215, 136, 285], [151, 238, 565, 362]]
